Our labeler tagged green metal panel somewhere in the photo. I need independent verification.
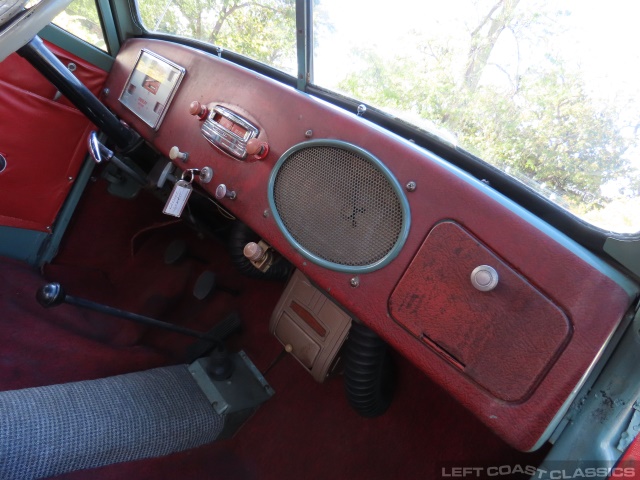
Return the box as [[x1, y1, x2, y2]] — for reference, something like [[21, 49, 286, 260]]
[[295, 0, 312, 91], [95, 0, 120, 54], [111, 0, 146, 43], [37, 158, 96, 266], [604, 237, 640, 279], [0, 227, 49, 266], [39, 24, 114, 70]]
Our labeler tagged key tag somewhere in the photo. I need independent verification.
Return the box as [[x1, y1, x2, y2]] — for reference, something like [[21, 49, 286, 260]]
[[163, 170, 195, 217]]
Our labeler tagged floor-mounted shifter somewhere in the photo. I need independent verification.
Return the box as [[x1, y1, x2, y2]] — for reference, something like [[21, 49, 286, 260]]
[[36, 282, 273, 438]]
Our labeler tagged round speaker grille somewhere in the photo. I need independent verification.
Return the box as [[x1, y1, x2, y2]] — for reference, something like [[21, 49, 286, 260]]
[[269, 140, 410, 272]]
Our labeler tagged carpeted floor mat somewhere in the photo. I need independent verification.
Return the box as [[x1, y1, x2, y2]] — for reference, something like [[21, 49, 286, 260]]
[[0, 181, 548, 479]]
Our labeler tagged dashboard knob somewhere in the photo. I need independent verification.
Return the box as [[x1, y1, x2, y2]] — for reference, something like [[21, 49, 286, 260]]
[[470, 265, 499, 292], [243, 242, 264, 262], [215, 184, 236, 200], [169, 146, 189, 162], [189, 101, 208, 120], [246, 138, 269, 160]]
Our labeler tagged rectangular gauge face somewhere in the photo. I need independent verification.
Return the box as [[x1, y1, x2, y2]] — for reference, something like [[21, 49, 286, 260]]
[[213, 112, 249, 139], [119, 49, 185, 130]]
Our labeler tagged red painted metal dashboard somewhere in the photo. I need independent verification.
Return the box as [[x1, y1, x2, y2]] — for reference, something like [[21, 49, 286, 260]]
[[103, 38, 638, 451]]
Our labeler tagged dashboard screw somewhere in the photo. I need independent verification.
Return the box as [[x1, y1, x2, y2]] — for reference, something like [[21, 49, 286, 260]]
[[305, 130, 313, 138], [102, 88, 109, 97], [406, 181, 416, 192], [263, 209, 269, 218], [350, 276, 359, 288]]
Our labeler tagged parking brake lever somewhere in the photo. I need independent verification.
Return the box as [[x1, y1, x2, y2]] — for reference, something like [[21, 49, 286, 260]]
[[88, 131, 148, 185]]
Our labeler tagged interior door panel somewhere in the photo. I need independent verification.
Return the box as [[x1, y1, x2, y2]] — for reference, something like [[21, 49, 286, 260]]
[[0, 41, 107, 232]]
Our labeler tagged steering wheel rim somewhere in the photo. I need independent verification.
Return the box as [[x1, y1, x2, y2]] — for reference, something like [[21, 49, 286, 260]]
[[0, 0, 74, 62]]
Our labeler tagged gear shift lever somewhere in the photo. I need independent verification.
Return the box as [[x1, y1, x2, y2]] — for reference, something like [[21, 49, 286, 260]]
[[37, 282, 238, 379], [37, 282, 218, 343]]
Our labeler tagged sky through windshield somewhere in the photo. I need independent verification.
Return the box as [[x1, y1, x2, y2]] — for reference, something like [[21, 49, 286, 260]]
[[313, 0, 640, 233]]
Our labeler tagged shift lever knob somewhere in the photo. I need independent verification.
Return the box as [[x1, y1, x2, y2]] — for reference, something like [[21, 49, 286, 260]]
[[36, 282, 66, 308]]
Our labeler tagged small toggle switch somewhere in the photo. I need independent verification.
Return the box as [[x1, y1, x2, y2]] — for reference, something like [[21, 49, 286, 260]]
[[215, 184, 236, 200], [169, 146, 189, 163]]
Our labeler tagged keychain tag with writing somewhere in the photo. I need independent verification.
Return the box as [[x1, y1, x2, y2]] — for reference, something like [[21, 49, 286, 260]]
[[163, 169, 199, 217]]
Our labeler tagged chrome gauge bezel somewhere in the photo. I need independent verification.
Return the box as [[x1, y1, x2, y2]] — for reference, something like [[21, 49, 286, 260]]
[[118, 49, 185, 130], [201, 106, 259, 159]]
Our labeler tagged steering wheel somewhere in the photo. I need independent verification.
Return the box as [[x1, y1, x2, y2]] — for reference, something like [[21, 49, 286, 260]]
[[0, 0, 74, 62], [0, 0, 141, 151]]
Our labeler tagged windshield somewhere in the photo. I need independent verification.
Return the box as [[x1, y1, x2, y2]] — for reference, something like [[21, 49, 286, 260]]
[[137, 0, 297, 75], [136, 0, 640, 234]]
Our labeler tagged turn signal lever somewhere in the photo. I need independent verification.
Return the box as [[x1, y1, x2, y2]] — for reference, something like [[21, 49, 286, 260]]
[[36, 282, 237, 379], [88, 131, 148, 186]]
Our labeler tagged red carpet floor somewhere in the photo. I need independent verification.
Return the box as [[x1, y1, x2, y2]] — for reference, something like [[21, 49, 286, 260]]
[[0, 181, 547, 479]]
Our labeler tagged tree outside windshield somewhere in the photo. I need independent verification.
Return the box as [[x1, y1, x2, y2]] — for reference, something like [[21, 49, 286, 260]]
[[313, 0, 640, 233], [137, 0, 297, 75]]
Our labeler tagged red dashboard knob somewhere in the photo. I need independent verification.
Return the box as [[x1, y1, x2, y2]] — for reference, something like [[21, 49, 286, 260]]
[[243, 242, 264, 261], [246, 138, 269, 160], [189, 101, 208, 120]]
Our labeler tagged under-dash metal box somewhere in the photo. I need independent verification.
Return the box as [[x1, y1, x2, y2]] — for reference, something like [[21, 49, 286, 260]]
[[270, 270, 352, 382]]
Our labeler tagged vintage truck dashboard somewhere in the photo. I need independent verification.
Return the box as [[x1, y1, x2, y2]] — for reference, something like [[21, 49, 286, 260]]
[[102, 38, 638, 452]]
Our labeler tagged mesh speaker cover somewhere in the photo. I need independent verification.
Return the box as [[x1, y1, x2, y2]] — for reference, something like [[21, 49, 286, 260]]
[[269, 141, 409, 272]]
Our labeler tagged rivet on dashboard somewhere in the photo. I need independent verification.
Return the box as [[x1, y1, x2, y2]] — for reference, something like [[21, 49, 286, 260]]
[[68, 176, 73, 181], [406, 181, 416, 192], [263, 210, 269, 218], [350, 276, 360, 288], [305, 130, 313, 138], [102, 88, 109, 97]]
